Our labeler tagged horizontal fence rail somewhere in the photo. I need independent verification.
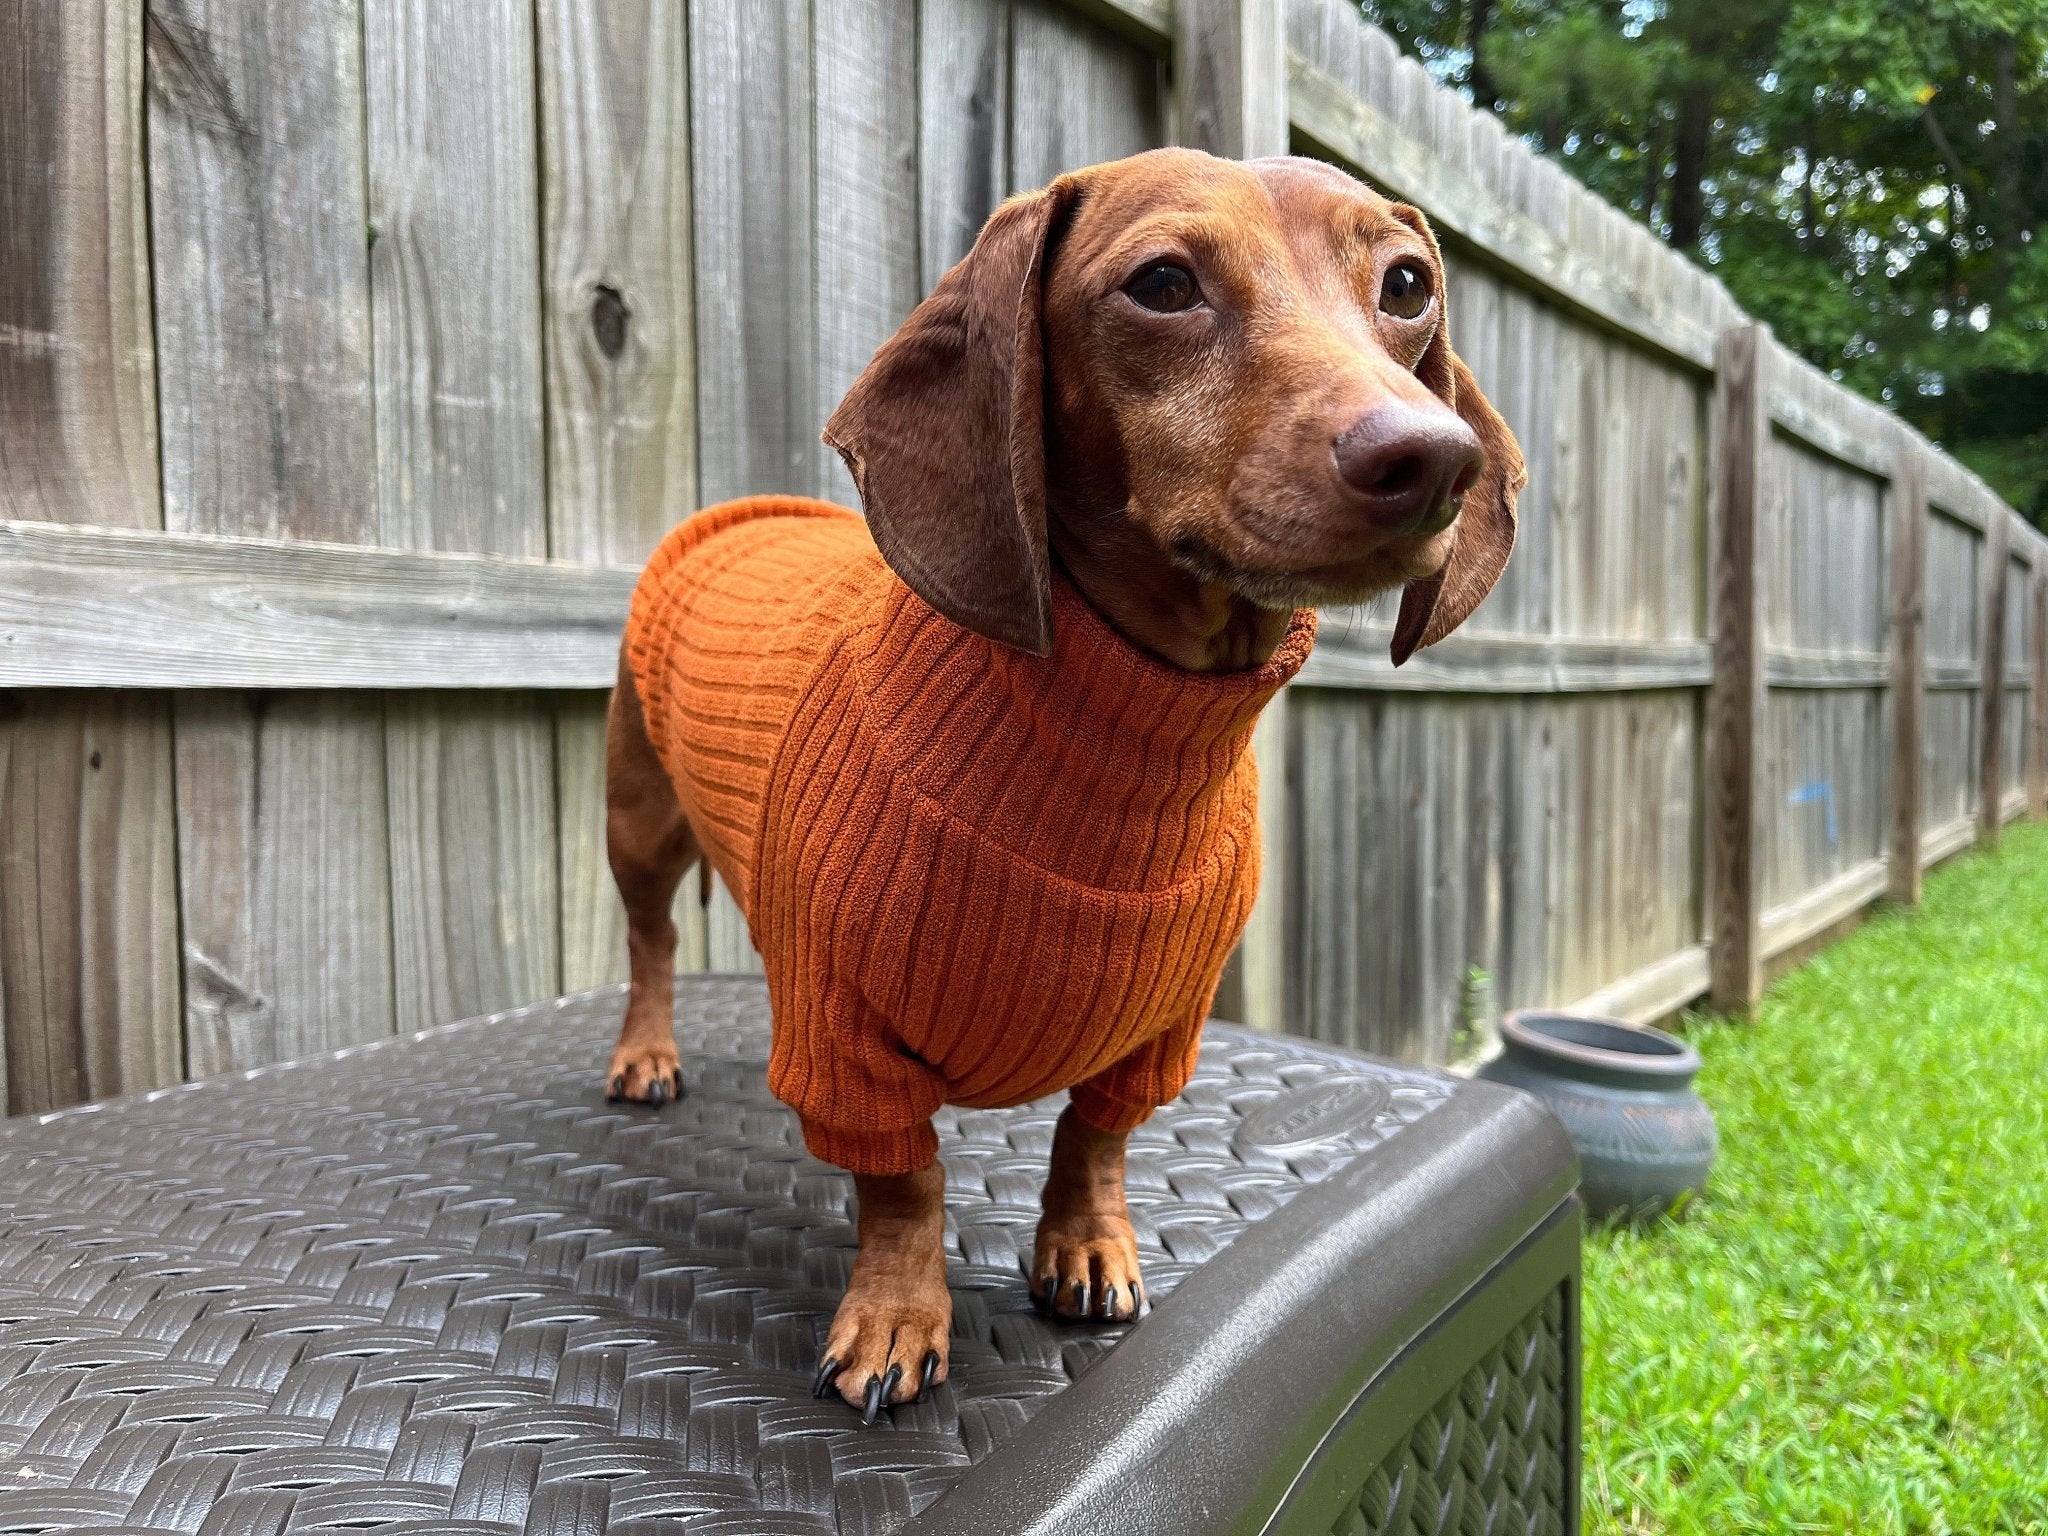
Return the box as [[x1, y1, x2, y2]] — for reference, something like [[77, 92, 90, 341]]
[[1, 0, 2043, 1115]]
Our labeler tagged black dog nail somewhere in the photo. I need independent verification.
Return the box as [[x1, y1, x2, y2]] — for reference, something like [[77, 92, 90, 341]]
[[920, 1351, 939, 1397], [608, 1074, 625, 1099], [881, 1363, 904, 1406], [812, 1356, 841, 1399], [1102, 1285, 1118, 1319], [1070, 1280, 1087, 1313], [647, 1079, 667, 1106], [1037, 1276, 1058, 1313], [862, 1375, 884, 1425]]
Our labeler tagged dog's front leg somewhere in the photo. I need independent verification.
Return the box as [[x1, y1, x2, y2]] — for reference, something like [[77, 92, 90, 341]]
[[1033, 1105, 1145, 1321], [816, 1161, 951, 1420]]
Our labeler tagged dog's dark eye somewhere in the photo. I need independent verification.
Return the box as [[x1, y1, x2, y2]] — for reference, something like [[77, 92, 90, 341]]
[[1125, 262, 1201, 313], [1380, 263, 1431, 320]]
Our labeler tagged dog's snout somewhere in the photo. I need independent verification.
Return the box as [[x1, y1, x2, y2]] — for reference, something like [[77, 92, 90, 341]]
[[1333, 403, 1483, 534]]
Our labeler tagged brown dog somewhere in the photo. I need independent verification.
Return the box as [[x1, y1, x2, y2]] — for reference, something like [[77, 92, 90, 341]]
[[602, 147, 1522, 1418]]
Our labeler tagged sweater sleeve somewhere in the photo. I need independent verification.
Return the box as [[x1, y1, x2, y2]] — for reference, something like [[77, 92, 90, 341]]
[[768, 986, 949, 1176], [1067, 1010, 1208, 1134]]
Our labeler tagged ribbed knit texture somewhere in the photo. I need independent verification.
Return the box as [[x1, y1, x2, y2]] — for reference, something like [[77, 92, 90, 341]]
[[625, 497, 1316, 1174]]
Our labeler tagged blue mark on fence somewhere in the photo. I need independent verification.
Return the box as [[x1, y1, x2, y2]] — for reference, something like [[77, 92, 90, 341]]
[[1788, 778, 1838, 845]]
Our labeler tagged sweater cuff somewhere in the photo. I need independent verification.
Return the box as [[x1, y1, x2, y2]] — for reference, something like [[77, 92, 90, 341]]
[[800, 1115, 940, 1176], [1067, 1081, 1159, 1135]]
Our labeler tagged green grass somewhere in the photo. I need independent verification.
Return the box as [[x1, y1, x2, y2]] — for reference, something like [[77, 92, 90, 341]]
[[1586, 819, 2048, 1535]]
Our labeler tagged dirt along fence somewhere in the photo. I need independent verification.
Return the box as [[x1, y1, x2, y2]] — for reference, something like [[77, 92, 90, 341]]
[[2, 0, 2042, 1115]]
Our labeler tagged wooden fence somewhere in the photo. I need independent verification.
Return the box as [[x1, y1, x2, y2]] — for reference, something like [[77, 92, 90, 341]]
[[2, 0, 2042, 1114]]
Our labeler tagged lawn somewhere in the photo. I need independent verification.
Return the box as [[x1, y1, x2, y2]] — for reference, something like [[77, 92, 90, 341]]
[[1585, 818, 2048, 1535]]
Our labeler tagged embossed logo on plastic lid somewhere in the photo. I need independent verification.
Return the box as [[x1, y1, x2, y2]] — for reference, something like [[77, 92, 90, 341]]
[[1234, 1077, 1392, 1154]]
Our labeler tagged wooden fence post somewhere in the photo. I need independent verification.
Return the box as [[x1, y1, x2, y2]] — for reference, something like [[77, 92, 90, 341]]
[[2032, 568, 2048, 820], [1887, 437, 1927, 906], [1708, 324, 1769, 1015], [1979, 508, 2009, 847], [1173, 0, 1289, 159]]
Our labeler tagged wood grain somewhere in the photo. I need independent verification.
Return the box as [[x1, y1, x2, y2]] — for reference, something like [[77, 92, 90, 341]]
[[814, 0, 920, 507], [365, 0, 563, 1027], [0, 521, 635, 689], [1888, 439, 1927, 905], [1286, 688, 1697, 1058], [1176, 0, 1289, 158], [1760, 856, 1888, 962], [691, 0, 818, 503], [1011, 0, 1163, 192], [0, 0, 179, 1113], [537, 0, 700, 995], [1979, 511, 2009, 847], [0, 694, 180, 1114], [385, 693, 558, 1031], [175, 693, 394, 1075], [1234, 691, 1289, 1033], [1057, 0, 1174, 55], [365, 0, 544, 556], [146, 0, 396, 1072], [1564, 946, 1709, 1028], [145, 0, 376, 541], [2033, 572, 2048, 820], [919, 0, 1009, 293], [538, 0, 696, 567], [1707, 325, 1768, 1014], [1301, 631, 1713, 693], [1, 3, 158, 526]]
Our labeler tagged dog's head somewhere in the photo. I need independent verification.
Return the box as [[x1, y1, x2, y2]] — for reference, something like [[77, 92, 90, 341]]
[[824, 146, 1523, 664]]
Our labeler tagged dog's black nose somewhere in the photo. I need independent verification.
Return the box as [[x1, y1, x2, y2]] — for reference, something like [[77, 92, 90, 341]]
[[1333, 402, 1483, 535]]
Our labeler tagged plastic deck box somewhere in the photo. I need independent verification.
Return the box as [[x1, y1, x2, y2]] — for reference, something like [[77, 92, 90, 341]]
[[0, 975, 1580, 1534]]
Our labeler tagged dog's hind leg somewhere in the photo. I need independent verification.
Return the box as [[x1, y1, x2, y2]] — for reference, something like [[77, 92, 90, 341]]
[[604, 653, 699, 1104]]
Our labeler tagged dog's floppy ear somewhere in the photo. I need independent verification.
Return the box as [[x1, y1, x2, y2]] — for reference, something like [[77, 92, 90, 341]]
[[824, 180, 1078, 656], [1389, 219, 1525, 666]]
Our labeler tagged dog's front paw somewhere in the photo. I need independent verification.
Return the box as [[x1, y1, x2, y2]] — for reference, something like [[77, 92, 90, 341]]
[[1032, 1212, 1145, 1322], [815, 1270, 951, 1422], [606, 1039, 684, 1105]]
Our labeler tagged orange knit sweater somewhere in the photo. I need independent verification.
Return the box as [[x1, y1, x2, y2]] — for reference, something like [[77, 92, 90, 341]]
[[624, 496, 1316, 1174]]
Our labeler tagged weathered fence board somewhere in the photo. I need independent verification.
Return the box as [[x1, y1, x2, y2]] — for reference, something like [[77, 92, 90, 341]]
[[692, 0, 818, 505], [0, 695, 181, 1111], [366, 0, 545, 556], [385, 693, 560, 1032], [1887, 441, 1927, 906], [815, 0, 922, 508], [0, 521, 636, 689], [366, 0, 562, 1030], [920, 0, 1011, 288], [174, 693, 395, 1075], [1707, 324, 1768, 1013], [538, 0, 698, 568], [0, 0, 182, 1112], [535, 0, 702, 989], [1012, 0, 1163, 190], [147, 0, 400, 1073], [1, 0, 2042, 1108]]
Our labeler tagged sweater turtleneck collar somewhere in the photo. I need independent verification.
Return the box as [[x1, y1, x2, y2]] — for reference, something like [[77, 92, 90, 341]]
[[857, 571, 1316, 892]]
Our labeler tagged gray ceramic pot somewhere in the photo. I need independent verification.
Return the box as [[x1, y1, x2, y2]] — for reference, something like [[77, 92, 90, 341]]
[[1477, 1010, 1717, 1220]]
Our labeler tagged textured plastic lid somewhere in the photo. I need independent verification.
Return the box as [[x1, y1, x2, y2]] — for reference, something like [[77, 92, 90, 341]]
[[0, 975, 1573, 1534]]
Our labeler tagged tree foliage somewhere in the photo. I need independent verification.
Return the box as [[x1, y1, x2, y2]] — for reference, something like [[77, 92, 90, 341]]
[[1362, 0, 2048, 522]]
